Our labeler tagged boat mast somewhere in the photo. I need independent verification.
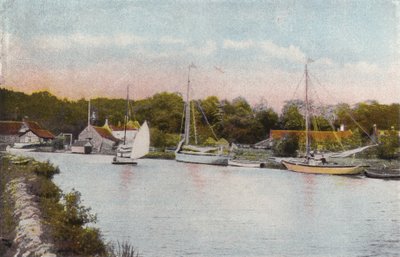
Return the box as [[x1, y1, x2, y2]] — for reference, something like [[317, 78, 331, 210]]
[[184, 65, 192, 145], [305, 63, 310, 157], [123, 85, 129, 145]]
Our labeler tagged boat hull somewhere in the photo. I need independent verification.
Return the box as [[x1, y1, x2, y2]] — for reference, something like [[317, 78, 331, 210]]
[[111, 156, 137, 165], [175, 152, 229, 166], [228, 159, 265, 168], [365, 169, 400, 179], [281, 160, 363, 175]]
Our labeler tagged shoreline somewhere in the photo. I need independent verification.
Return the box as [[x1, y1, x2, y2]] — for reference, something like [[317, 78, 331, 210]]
[[0, 153, 137, 257]]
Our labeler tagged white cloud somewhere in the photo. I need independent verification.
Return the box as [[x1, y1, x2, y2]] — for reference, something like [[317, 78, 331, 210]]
[[186, 40, 217, 56], [223, 39, 254, 49], [343, 61, 381, 74], [159, 36, 186, 45], [33, 33, 147, 50], [34, 35, 72, 50], [259, 40, 306, 63]]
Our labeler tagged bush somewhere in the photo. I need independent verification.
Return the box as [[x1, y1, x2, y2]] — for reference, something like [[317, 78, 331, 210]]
[[48, 190, 106, 256], [52, 137, 65, 150], [32, 161, 60, 179], [272, 134, 299, 157], [377, 130, 400, 159]]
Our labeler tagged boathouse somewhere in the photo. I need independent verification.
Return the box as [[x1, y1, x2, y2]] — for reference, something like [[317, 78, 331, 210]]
[[77, 123, 120, 154]]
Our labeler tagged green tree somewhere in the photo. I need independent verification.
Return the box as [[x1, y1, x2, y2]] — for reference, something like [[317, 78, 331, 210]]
[[280, 101, 304, 130], [377, 130, 400, 159]]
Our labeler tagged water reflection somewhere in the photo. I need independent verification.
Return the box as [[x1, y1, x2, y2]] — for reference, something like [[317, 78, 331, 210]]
[[10, 152, 400, 257], [119, 166, 134, 191]]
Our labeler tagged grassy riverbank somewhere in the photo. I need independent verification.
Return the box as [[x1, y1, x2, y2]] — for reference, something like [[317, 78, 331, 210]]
[[0, 153, 139, 257]]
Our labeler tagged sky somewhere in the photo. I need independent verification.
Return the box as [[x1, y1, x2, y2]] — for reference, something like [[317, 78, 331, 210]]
[[0, 0, 399, 112]]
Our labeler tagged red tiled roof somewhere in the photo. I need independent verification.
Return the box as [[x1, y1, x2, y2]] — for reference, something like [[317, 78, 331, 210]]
[[28, 128, 55, 139], [93, 126, 120, 142], [270, 130, 353, 141], [0, 120, 55, 139], [0, 121, 22, 135], [26, 121, 42, 130]]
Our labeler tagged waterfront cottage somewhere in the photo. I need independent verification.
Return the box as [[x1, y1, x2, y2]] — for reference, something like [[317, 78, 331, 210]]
[[78, 124, 120, 154], [0, 121, 55, 149]]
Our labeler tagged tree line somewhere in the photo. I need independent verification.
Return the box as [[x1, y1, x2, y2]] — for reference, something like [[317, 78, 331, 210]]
[[0, 88, 399, 148]]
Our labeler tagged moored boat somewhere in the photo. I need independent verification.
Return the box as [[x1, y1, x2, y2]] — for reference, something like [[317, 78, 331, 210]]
[[365, 168, 400, 179], [281, 159, 363, 175], [174, 64, 229, 166], [228, 159, 266, 168], [281, 61, 363, 175], [176, 150, 229, 166], [112, 121, 150, 165]]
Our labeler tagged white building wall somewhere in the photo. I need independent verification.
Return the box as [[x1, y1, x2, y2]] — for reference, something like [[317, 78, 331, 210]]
[[19, 131, 40, 143]]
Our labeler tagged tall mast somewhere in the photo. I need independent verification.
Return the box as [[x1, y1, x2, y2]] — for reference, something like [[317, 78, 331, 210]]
[[184, 65, 192, 145], [305, 63, 310, 157], [123, 86, 129, 145]]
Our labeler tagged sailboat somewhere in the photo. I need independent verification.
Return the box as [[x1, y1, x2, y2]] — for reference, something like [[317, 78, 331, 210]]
[[281, 61, 364, 175], [112, 86, 150, 165], [114, 86, 135, 158], [112, 121, 150, 165], [175, 64, 229, 166]]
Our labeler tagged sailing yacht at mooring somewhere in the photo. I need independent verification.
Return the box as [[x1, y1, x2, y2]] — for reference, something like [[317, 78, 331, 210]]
[[175, 64, 229, 166], [281, 61, 364, 175]]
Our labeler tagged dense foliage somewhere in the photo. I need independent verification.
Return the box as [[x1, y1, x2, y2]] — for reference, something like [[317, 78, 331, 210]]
[[0, 88, 399, 151]]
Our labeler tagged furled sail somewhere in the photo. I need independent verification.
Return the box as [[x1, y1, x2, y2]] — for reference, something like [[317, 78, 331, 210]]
[[328, 144, 378, 158], [130, 121, 150, 159]]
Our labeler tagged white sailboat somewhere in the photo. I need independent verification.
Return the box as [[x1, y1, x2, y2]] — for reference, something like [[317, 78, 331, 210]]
[[281, 61, 364, 175], [112, 86, 150, 165], [112, 121, 150, 165], [175, 64, 229, 166]]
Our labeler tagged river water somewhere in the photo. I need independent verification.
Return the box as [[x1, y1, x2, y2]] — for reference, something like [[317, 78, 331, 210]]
[[16, 152, 400, 257]]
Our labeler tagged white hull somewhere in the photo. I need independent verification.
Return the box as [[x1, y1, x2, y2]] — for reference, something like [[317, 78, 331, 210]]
[[281, 160, 363, 175], [6, 146, 36, 153], [228, 159, 265, 168], [175, 152, 229, 166]]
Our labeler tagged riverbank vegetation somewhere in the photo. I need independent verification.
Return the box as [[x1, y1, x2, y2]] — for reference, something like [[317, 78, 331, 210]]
[[0, 154, 139, 257], [1, 88, 398, 152]]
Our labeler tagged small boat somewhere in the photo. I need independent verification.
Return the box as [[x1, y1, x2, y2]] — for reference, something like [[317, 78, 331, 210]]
[[112, 121, 150, 165], [174, 64, 229, 166], [281, 159, 364, 175], [228, 159, 266, 168], [6, 145, 36, 153], [365, 168, 400, 179]]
